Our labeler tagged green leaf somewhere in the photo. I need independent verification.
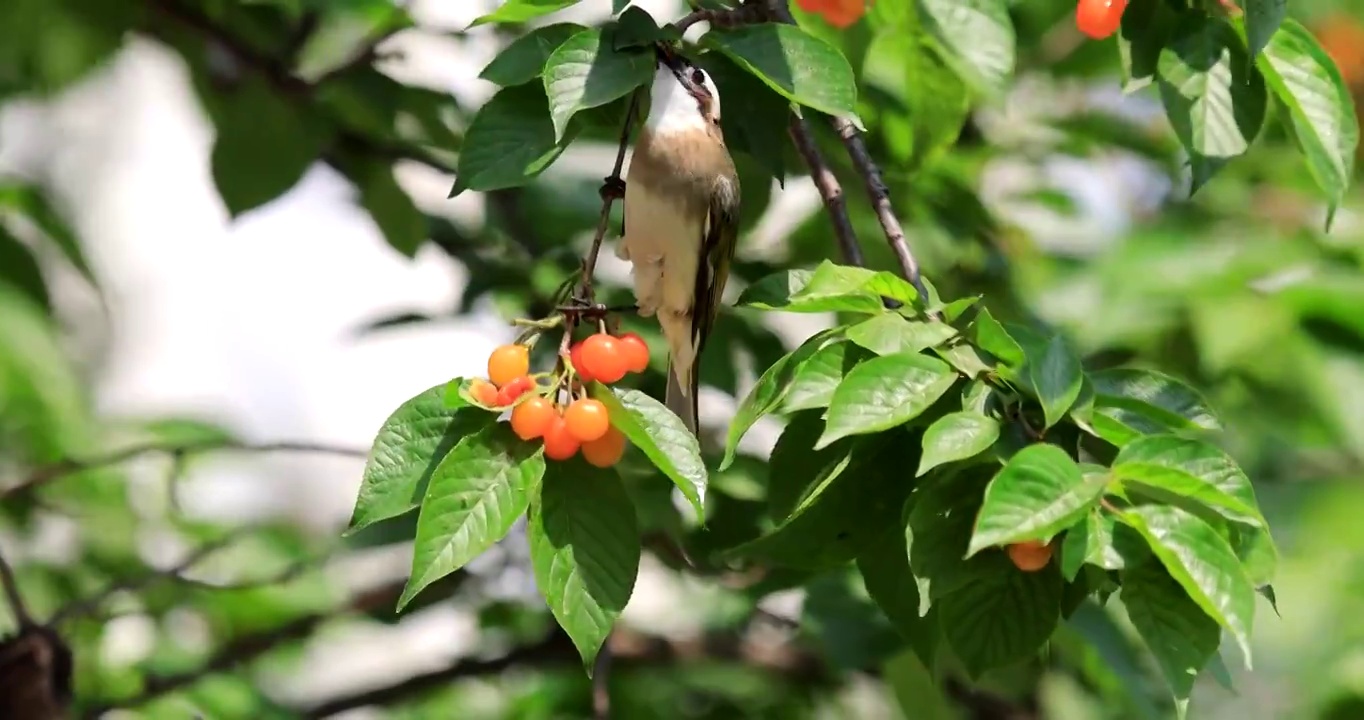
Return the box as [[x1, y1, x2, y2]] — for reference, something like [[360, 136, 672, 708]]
[[528, 457, 640, 669], [780, 340, 863, 413], [399, 423, 545, 609], [1113, 435, 1265, 527], [847, 314, 957, 357], [703, 24, 860, 121], [1231, 524, 1277, 588], [451, 83, 573, 195], [479, 23, 586, 87], [293, 3, 413, 82], [914, 0, 1015, 96], [737, 262, 907, 313], [210, 78, 331, 216], [818, 352, 958, 449], [1059, 509, 1129, 581], [1243, 0, 1286, 61], [698, 52, 792, 184], [1119, 504, 1256, 665], [967, 444, 1106, 556], [1029, 335, 1083, 429], [917, 411, 999, 476], [1256, 19, 1359, 211], [940, 562, 1062, 677], [0, 281, 91, 461], [1121, 561, 1222, 715], [543, 27, 654, 141], [1156, 17, 1267, 192], [720, 328, 842, 468], [590, 385, 708, 518], [348, 385, 494, 532], [469, 0, 579, 28], [356, 161, 425, 258], [970, 308, 1024, 367], [1088, 368, 1221, 446]]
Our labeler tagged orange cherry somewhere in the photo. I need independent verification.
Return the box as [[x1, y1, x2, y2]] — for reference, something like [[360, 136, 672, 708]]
[[488, 344, 530, 387], [510, 396, 557, 440], [1007, 540, 1054, 572], [580, 333, 628, 384], [617, 332, 650, 374], [542, 413, 580, 461], [563, 399, 610, 443], [582, 426, 627, 468]]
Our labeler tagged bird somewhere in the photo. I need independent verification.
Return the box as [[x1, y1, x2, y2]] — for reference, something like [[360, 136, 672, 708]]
[[617, 46, 741, 435]]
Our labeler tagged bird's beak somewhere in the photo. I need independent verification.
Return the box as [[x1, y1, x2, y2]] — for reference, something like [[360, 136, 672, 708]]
[[654, 43, 687, 80]]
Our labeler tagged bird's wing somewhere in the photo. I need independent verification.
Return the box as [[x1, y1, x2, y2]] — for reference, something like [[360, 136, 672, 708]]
[[690, 176, 741, 367]]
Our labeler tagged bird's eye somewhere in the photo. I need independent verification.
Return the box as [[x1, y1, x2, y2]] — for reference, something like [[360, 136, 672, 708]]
[[690, 68, 706, 86]]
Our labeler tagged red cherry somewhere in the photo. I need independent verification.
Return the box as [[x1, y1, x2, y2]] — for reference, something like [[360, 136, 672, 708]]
[[1076, 0, 1127, 40]]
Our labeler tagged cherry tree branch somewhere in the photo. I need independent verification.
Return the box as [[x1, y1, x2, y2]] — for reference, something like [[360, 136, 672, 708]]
[[4, 440, 367, 500], [787, 117, 866, 267]]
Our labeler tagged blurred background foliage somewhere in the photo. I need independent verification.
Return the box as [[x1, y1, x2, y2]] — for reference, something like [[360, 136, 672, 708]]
[[2, 0, 1364, 718]]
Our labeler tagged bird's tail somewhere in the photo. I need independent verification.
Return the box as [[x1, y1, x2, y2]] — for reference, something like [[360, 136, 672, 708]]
[[664, 360, 699, 436]]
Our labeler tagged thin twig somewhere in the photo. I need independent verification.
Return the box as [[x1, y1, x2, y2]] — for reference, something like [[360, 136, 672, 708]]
[[831, 117, 931, 302], [0, 550, 33, 629], [577, 92, 641, 303], [675, 3, 767, 34], [786, 117, 865, 267], [4, 440, 367, 500], [761, 0, 933, 304]]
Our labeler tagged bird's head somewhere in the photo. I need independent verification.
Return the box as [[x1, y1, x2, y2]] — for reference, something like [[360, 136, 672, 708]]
[[647, 44, 721, 135]]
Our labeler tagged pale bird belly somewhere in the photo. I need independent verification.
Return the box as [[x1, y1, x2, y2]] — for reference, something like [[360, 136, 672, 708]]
[[622, 183, 702, 321]]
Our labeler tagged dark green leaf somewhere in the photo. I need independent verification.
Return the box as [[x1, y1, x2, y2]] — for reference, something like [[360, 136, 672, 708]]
[[940, 562, 1062, 677], [1029, 335, 1083, 430], [703, 24, 861, 120], [348, 384, 493, 532], [967, 444, 1106, 555], [452, 83, 573, 195], [1119, 505, 1256, 665], [907, 470, 1001, 610], [847, 314, 957, 357], [1244, 0, 1286, 61], [469, 0, 579, 28], [399, 423, 545, 608], [1113, 435, 1265, 528], [1156, 17, 1267, 192], [1122, 561, 1222, 715], [528, 457, 640, 669], [210, 78, 331, 216], [1256, 19, 1359, 211], [914, 0, 1014, 95], [767, 411, 855, 522], [818, 352, 957, 449], [727, 434, 916, 570], [613, 5, 674, 49], [543, 27, 654, 141], [590, 385, 707, 518], [356, 161, 425, 258], [0, 226, 48, 310], [479, 23, 586, 87], [697, 53, 791, 184], [917, 411, 999, 476], [858, 529, 936, 659], [0, 184, 96, 289], [1117, 0, 1170, 92]]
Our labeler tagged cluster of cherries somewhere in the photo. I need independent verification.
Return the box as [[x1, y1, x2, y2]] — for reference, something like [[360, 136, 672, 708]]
[[469, 331, 651, 467]]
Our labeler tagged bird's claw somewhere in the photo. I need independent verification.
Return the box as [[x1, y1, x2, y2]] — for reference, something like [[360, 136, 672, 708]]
[[600, 177, 626, 202]]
